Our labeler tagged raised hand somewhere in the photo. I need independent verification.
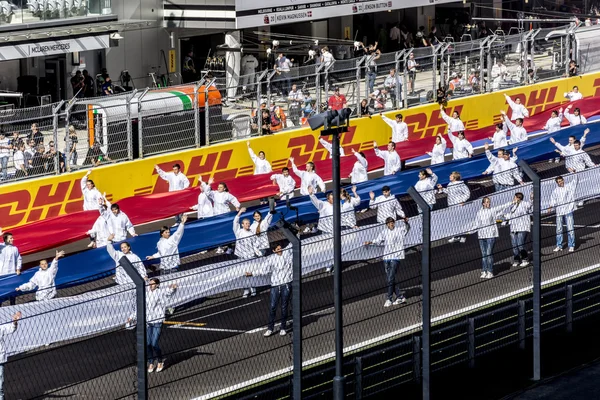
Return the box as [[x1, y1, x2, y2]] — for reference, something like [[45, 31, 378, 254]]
[[55, 250, 65, 259], [369, 191, 375, 200]]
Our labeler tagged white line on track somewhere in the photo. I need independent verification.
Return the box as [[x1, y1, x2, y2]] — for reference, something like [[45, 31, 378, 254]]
[[180, 300, 262, 324], [170, 326, 248, 333]]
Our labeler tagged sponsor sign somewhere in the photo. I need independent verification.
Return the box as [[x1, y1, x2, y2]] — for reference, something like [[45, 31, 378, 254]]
[[0, 35, 110, 61]]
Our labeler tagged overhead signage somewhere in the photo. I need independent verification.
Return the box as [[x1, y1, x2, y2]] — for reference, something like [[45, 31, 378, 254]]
[[0, 35, 111, 61]]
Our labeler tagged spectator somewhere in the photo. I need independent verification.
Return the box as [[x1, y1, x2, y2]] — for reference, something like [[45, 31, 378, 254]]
[[384, 68, 401, 108], [365, 43, 381, 94], [369, 88, 387, 112], [31, 145, 46, 176], [24, 139, 36, 172], [12, 142, 26, 178], [269, 100, 286, 132], [85, 142, 112, 167], [240, 53, 259, 94], [320, 46, 336, 86], [302, 90, 313, 118], [30, 123, 43, 146], [261, 109, 272, 135], [428, 27, 440, 46], [400, 25, 414, 50], [416, 26, 428, 47], [251, 101, 268, 133], [568, 60, 578, 77], [64, 125, 78, 170], [276, 52, 293, 97], [8, 131, 22, 152], [83, 70, 95, 98], [0, 132, 10, 181], [43, 141, 63, 173], [328, 87, 347, 111], [390, 23, 401, 52], [407, 53, 418, 94], [287, 84, 303, 126], [359, 99, 371, 117], [102, 75, 114, 95], [182, 51, 197, 83], [71, 70, 84, 98]]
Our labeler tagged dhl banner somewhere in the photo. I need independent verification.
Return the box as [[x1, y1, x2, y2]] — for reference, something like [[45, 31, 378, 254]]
[[1, 73, 599, 229]]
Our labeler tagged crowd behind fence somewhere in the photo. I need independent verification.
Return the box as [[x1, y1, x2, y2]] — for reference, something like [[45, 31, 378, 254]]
[[2, 23, 597, 185], [2, 143, 600, 398]]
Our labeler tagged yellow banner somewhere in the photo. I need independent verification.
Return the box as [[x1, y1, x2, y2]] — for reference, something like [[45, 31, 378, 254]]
[[2, 73, 599, 229]]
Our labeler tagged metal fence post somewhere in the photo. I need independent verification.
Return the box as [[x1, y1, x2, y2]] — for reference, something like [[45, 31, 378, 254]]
[[356, 56, 365, 115], [135, 89, 148, 159], [51, 100, 65, 175], [518, 160, 541, 381], [118, 256, 148, 400], [204, 79, 216, 147], [354, 357, 363, 400], [277, 218, 302, 399], [125, 89, 139, 160], [402, 51, 411, 109], [479, 36, 491, 93], [194, 81, 201, 148], [394, 50, 405, 110], [324, 60, 335, 102], [265, 70, 277, 108], [315, 63, 325, 110], [407, 186, 431, 400], [566, 285, 573, 333], [432, 45, 438, 96], [413, 335, 422, 383], [518, 300, 526, 350], [467, 317, 476, 368], [63, 99, 77, 172]]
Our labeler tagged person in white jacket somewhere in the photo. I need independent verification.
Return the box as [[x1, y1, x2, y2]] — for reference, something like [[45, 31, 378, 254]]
[[0, 311, 21, 398], [146, 215, 187, 274], [380, 112, 409, 142], [553, 129, 590, 165], [438, 171, 470, 243], [503, 94, 529, 120], [365, 217, 409, 307], [106, 237, 147, 284], [81, 169, 102, 211], [318, 137, 346, 158], [550, 137, 596, 173], [0, 229, 22, 276], [448, 130, 473, 160], [247, 142, 273, 205], [155, 163, 190, 226], [270, 167, 296, 200], [205, 178, 241, 215], [369, 185, 406, 224], [488, 123, 508, 149], [563, 105, 587, 126], [440, 105, 465, 133], [564, 86, 583, 101], [16, 250, 65, 301], [87, 197, 112, 249], [483, 144, 523, 192], [548, 174, 578, 252], [501, 111, 527, 144], [505, 192, 533, 267], [544, 109, 563, 134], [251, 210, 273, 256], [374, 141, 401, 175], [348, 149, 368, 183], [309, 187, 334, 234], [341, 186, 361, 228], [245, 243, 293, 336], [190, 176, 214, 219], [101, 200, 137, 242], [427, 134, 447, 165], [234, 208, 258, 297], [415, 168, 438, 207], [470, 197, 510, 278], [289, 158, 325, 195]]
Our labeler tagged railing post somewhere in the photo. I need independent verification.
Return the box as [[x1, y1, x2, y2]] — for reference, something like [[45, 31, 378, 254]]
[[277, 217, 302, 399], [518, 160, 541, 381], [413, 335, 422, 384], [118, 256, 148, 400], [518, 300, 526, 350], [315, 63, 325, 110], [356, 56, 365, 115], [324, 60, 335, 102], [394, 50, 405, 110], [265, 70, 277, 109], [125, 89, 138, 160], [407, 186, 431, 400], [432, 45, 438, 96], [63, 98, 77, 172], [566, 284, 573, 333], [479, 36, 490, 93], [354, 356, 363, 400], [467, 317, 476, 368], [194, 81, 201, 148], [135, 89, 148, 159], [51, 100, 65, 175], [402, 51, 411, 109], [205, 79, 216, 146]]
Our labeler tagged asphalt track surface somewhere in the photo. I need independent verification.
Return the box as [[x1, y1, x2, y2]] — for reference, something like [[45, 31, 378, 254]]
[[6, 150, 600, 399]]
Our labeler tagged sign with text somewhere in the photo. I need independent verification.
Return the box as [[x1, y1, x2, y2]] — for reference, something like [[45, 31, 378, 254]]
[[169, 49, 176, 73], [0, 34, 110, 61]]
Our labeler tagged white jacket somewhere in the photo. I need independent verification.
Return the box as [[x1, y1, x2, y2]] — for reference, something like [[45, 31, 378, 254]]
[[270, 173, 296, 199], [192, 187, 214, 219], [485, 151, 522, 186], [0, 322, 17, 364], [18, 259, 59, 301], [504, 117, 528, 144], [374, 148, 401, 175], [251, 213, 273, 251], [81, 175, 102, 211], [440, 109, 465, 132], [233, 215, 258, 259], [88, 214, 111, 248], [372, 223, 408, 260], [370, 195, 405, 223], [471, 204, 509, 239], [382, 115, 409, 142], [550, 176, 578, 216], [146, 286, 176, 324], [504, 94, 529, 120], [205, 186, 240, 215], [555, 143, 595, 172], [564, 109, 587, 126], [350, 152, 368, 183], [564, 91, 583, 101], [341, 195, 361, 228], [430, 137, 447, 165], [151, 223, 185, 270], [491, 126, 508, 148], [254, 244, 293, 286], [248, 147, 272, 175], [319, 138, 346, 158], [106, 244, 147, 285], [102, 205, 136, 242], [310, 195, 334, 233], [0, 243, 21, 276], [544, 114, 563, 133], [415, 173, 438, 205], [505, 201, 532, 233], [448, 132, 473, 160], [291, 161, 325, 195], [156, 168, 190, 192], [440, 181, 470, 206]]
